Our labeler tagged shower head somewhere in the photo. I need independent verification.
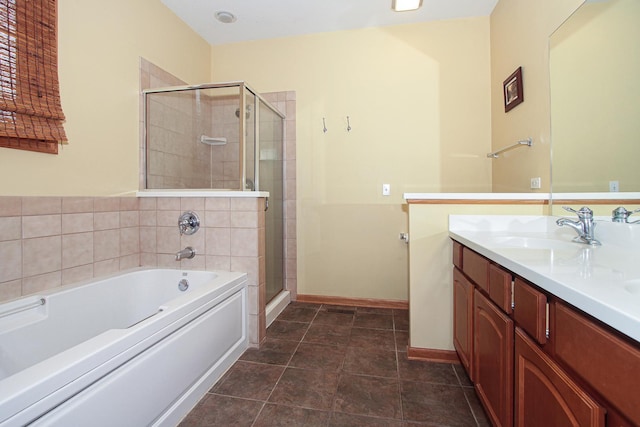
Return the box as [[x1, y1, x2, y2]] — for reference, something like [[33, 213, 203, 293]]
[[235, 105, 251, 119]]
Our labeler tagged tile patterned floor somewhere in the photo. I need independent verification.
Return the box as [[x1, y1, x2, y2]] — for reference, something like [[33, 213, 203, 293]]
[[179, 303, 490, 427]]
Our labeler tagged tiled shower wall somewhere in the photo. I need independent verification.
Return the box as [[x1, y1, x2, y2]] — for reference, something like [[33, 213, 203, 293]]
[[139, 57, 297, 300]]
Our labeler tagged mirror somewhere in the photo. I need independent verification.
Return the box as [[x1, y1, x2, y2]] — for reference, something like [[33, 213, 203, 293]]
[[550, 0, 640, 193]]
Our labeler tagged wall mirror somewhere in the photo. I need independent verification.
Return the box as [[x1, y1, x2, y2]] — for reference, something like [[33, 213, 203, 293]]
[[550, 0, 640, 193]]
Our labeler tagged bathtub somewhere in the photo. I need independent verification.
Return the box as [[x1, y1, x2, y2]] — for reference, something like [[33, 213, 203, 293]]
[[0, 268, 248, 427]]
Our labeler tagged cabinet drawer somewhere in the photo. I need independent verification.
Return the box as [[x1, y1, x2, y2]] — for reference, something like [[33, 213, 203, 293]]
[[554, 302, 640, 425], [488, 264, 512, 314], [462, 247, 488, 291], [452, 240, 463, 269], [515, 328, 605, 427], [513, 278, 547, 345]]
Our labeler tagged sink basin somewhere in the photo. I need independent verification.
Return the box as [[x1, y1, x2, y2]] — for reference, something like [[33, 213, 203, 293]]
[[486, 236, 580, 251]]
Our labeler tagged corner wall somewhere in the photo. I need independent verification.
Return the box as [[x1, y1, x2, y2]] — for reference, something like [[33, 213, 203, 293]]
[[211, 18, 493, 302], [0, 0, 211, 197]]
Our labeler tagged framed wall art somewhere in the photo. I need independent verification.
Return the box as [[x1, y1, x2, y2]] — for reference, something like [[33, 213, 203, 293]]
[[503, 66, 524, 112]]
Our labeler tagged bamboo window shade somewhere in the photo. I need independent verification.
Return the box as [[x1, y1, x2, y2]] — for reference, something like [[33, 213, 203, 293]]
[[0, 0, 66, 154]]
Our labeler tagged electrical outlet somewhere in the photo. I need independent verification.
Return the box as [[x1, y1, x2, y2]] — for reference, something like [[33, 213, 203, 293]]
[[382, 184, 391, 196], [609, 180, 619, 192], [530, 177, 541, 189]]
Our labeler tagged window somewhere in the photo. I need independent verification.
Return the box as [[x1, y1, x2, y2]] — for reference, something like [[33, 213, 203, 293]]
[[0, 0, 66, 154]]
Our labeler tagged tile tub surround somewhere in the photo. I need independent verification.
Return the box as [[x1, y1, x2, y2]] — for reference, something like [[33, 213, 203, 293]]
[[179, 303, 489, 426], [0, 193, 286, 347]]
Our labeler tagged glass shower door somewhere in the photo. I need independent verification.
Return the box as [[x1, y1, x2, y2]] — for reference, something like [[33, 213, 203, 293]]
[[258, 100, 285, 303]]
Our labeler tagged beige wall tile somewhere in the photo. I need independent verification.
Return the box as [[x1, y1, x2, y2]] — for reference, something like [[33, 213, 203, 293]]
[[181, 197, 204, 212], [62, 232, 94, 269], [94, 198, 120, 212], [205, 228, 230, 256], [231, 256, 259, 287], [0, 240, 22, 282], [23, 236, 61, 277], [0, 197, 21, 217], [179, 254, 205, 270], [157, 254, 178, 268], [231, 198, 258, 211], [22, 215, 61, 238], [62, 197, 94, 213], [119, 197, 139, 211], [120, 227, 140, 256], [22, 271, 61, 295], [180, 230, 204, 252], [230, 211, 259, 228], [230, 228, 259, 257], [157, 197, 181, 210], [139, 210, 157, 227], [94, 212, 120, 230], [62, 264, 93, 285], [62, 213, 94, 234], [139, 197, 157, 211], [205, 255, 231, 271], [94, 259, 119, 277], [0, 279, 21, 301], [0, 217, 21, 241], [120, 211, 140, 227], [120, 254, 140, 271], [140, 252, 157, 267], [205, 197, 230, 211], [157, 210, 180, 227], [205, 210, 230, 228], [22, 197, 61, 215], [94, 230, 120, 261], [157, 227, 180, 254], [140, 227, 157, 253]]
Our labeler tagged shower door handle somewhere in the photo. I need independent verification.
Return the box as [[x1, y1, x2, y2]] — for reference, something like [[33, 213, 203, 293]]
[[265, 197, 269, 212]]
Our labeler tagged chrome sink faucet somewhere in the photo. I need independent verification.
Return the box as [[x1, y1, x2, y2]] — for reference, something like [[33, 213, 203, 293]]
[[556, 206, 601, 246], [611, 206, 640, 223]]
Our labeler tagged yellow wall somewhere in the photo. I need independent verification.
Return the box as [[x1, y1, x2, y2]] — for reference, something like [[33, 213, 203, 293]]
[[490, 0, 583, 192], [551, 0, 640, 192], [0, 0, 211, 196], [408, 203, 548, 350], [211, 19, 492, 300]]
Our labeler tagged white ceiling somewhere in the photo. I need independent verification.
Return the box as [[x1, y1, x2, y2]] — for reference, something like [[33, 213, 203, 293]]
[[161, 0, 499, 46]]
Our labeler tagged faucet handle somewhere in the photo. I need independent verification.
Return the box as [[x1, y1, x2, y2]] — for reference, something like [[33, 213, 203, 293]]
[[562, 206, 593, 219]]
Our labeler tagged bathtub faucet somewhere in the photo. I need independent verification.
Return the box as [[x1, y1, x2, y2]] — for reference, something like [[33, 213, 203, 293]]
[[175, 246, 196, 261]]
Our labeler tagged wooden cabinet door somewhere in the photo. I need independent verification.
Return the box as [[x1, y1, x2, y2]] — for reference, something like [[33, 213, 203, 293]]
[[453, 267, 474, 380], [515, 328, 605, 427], [474, 290, 514, 427]]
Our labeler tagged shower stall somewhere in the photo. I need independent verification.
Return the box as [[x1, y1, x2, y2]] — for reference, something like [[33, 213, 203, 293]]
[[143, 82, 285, 304]]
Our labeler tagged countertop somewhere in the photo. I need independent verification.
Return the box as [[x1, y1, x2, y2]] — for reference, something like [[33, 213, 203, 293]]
[[449, 215, 640, 343]]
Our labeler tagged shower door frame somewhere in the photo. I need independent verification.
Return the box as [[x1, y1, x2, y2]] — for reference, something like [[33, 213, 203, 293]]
[[142, 81, 285, 192]]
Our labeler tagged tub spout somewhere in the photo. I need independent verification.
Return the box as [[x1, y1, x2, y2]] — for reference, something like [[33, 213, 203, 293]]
[[175, 246, 196, 261]]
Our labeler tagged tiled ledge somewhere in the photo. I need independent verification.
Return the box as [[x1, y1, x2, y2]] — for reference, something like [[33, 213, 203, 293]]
[[137, 190, 269, 198]]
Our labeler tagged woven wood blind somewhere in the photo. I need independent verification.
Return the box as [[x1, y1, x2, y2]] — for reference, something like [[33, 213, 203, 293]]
[[0, 0, 66, 154]]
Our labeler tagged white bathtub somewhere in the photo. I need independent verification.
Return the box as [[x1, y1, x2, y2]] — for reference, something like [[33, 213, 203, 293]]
[[0, 268, 248, 427]]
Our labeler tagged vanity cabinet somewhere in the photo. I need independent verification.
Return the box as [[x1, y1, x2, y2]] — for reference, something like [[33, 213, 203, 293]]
[[514, 328, 605, 427], [452, 242, 640, 427], [453, 267, 474, 380], [474, 289, 513, 427]]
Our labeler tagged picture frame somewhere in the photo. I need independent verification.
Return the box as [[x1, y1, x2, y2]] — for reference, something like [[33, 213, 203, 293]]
[[503, 66, 524, 112]]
